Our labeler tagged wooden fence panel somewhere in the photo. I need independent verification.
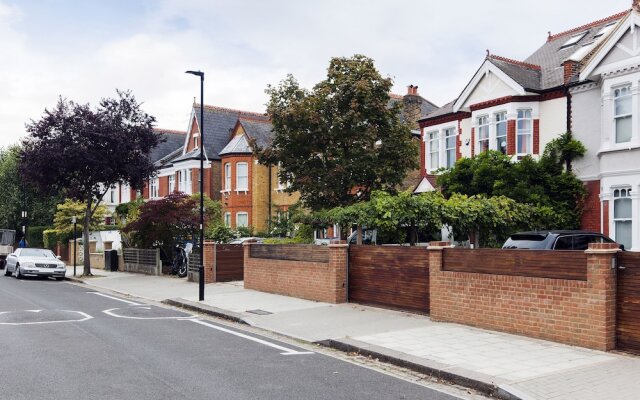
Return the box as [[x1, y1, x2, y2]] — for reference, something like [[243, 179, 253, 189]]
[[617, 252, 640, 355], [250, 244, 329, 263], [442, 248, 587, 280], [122, 248, 161, 275], [348, 245, 429, 313], [215, 244, 244, 282]]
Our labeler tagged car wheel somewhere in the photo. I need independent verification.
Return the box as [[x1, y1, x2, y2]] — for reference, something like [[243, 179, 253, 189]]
[[4, 266, 10, 276], [15, 265, 21, 279], [55, 277, 64, 281]]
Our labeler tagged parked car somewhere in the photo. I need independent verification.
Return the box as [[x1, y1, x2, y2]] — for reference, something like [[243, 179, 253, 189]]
[[0, 229, 15, 269], [227, 237, 264, 245], [502, 230, 621, 251], [3, 248, 67, 280]]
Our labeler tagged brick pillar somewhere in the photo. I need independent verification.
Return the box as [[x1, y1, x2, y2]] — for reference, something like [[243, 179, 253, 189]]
[[585, 242, 619, 351], [427, 241, 453, 322], [420, 140, 426, 177], [507, 120, 516, 155], [202, 241, 215, 283], [470, 127, 475, 157], [533, 119, 540, 154], [328, 244, 348, 303]]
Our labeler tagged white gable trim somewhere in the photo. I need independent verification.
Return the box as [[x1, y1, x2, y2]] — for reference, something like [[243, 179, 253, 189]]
[[453, 59, 526, 113], [413, 177, 436, 193], [580, 12, 633, 81]]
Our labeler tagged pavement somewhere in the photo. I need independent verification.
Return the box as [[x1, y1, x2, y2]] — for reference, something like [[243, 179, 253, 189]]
[[67, 268, 640, 400]]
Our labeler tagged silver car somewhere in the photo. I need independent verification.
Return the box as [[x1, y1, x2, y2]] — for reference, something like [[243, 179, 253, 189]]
[[4, 248, 66, 280]]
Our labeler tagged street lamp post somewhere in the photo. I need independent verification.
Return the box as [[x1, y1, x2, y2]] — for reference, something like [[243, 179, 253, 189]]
[[72, 216, 77, 276], [186, 69, 205, 301]]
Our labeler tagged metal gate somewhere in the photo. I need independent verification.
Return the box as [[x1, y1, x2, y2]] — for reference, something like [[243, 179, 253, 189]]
[[617, 252, 640, 355]]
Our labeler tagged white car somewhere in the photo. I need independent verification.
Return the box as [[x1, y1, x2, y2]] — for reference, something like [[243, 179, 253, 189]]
[[4, 248, 66, 280]]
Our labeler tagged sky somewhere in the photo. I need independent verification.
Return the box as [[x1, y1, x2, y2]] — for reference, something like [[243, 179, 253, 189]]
[[0, 0, 630, 147]]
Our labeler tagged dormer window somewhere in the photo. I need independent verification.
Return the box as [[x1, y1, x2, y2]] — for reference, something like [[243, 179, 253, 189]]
[[594, 22, 616, 39], [560, 31, 587, 48]]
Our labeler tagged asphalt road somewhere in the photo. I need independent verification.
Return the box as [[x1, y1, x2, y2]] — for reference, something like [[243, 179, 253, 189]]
[[0, 275, 471, 400]]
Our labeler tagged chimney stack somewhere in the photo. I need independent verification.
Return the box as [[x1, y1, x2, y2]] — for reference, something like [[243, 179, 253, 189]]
[[406, 85, 419, 96], [562, 60, 579, 84]]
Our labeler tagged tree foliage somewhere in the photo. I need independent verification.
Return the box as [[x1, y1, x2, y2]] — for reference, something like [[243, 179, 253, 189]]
[[436, 135, 587, 229], [20, 90, 158, 275], [255, 54, 418, 210], [0, 145, 63, 235], [53, 199, 107, 234]]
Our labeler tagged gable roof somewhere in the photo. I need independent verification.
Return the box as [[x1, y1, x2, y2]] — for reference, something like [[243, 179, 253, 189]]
[[151, 129, 186, 164], [192, 104, 268, 161], [219, 134, 251, 156], [426, 10, 628, 119], [219, 117, 274, 156]]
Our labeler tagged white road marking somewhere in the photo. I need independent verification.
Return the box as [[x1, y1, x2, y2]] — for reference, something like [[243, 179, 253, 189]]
[[188, 319, 314, 356], [88, 292, 141, 305], [0, 310, 93, 325], [26, 310, 42, 313], [102, 307, 196, 320]]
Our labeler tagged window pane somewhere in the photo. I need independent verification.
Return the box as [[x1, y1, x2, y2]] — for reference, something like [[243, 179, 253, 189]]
[[615, 94, 631, 116], [237, 163, 248, 189], [554, 236, 572, 250], [517, 134, 531, 154], [615, 220, 632, 250], [237, 213, 248, 227], [616, 116, 632, 143], [614, 198, 632, 219], [446, 149, 455, 168], [571, 235, 590, 251]]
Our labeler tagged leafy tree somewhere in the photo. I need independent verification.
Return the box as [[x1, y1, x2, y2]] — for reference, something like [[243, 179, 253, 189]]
[[0, 145, 63, 236], [122, 192, 198, 254], [206, 225, 235, 243], [20, 90, 159, 275], [256, 54, 418, 211], [437, 141, 587, 229], [53, 199, 107, 235]]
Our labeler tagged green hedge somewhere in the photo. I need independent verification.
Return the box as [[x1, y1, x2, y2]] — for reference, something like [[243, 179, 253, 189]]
[[43, 229, 79, 249], [26, 225, 48, 248]]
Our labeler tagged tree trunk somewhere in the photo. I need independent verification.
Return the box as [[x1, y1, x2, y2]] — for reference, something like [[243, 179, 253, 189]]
[[83, 200, 92, 276], [409, 221, 417, 246]]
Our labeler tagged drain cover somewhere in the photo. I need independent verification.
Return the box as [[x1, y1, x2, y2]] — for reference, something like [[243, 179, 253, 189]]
[[246, 309, 272, 315]]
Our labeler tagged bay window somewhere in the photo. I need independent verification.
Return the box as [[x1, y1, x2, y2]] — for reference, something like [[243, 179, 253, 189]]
[[614, 85, 632, 143], [614, 188, 632, 250], [495, 112, 507, 154], [444, 128, 456, 168], [150, 178, 158, 198], [428, 131, 439, 171], [516, 109, 532, 155], [236, 162, 248, 191], [224, 162, 231, 191], [477, 115, 489, 153]]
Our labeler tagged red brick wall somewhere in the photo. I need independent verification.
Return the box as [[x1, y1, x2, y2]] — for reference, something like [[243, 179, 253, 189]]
[[420, 140, 426, 177], [428, 242, 618, 351], [603, 200, 609, 237], [581, 180, 601, 232], [507, 120, 516, 155], [158, 176, 169, 198], [244, 244, 347, 303], [186, 116, 198, 152], [142, 183, 149, 199], [470, 127, 475, 157]]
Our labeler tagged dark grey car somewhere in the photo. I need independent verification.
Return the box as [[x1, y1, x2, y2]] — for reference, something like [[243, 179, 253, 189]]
[[502, 230, 620, 251]]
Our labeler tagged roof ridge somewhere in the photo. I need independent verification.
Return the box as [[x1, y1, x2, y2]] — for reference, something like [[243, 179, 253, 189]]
[[389, 93, 404, 99], [239, 115, 272, 123], [195, 103, 267, 118], [488, 54, 542, 71], [153, 128, 186, 135], [547, 10, 628, 42]]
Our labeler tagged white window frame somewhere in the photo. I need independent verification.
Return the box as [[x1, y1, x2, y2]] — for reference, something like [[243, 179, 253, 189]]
[[516, 109, 532, 156], [150, 178, 159, 199], [185, 169, 192, 194], [477, 115, 490, 153], [614, 84, 632, 144], [613, 187, 633, 250], [236, 162, 248, 192], [444, 127, 456, 169], [495, 111, 507, 154], [427, 131, 439, 172], [236, 212, 249, 228], [224, 162, 231, 192], [194, 136, 199, 149], [224, 212, 231, 227], [168, 175, 175, 193]]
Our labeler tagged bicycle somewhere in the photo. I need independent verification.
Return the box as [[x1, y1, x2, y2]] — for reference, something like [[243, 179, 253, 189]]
[[171, 242, 192, 278]]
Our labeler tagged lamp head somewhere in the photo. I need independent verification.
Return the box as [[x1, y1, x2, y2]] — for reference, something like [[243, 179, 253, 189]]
[[185, 70, 204, 78]]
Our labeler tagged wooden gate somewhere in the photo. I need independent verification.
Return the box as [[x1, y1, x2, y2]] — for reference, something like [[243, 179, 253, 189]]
[[348, 245, 429, 313], [617, 252, 640, 355], [214, 244, 244, 282]]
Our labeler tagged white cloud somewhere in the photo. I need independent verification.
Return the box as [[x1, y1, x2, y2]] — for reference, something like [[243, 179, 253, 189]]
[[0, 0, 630, 147]]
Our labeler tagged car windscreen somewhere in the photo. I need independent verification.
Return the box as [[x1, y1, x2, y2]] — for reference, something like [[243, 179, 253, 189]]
[[20, 249, 56, 259], [502, 234, 548, 249]]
